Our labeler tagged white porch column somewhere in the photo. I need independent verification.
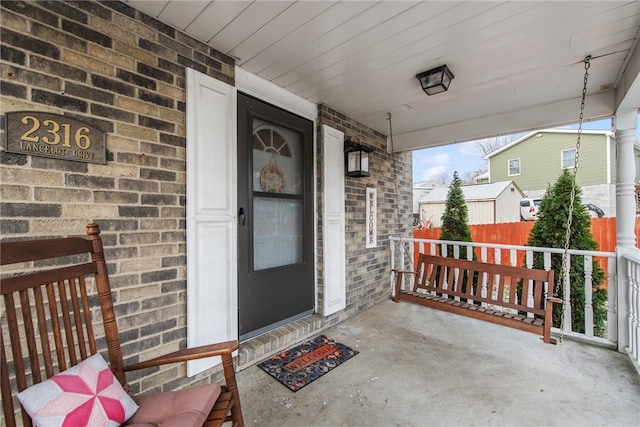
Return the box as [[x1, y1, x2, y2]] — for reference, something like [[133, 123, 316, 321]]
[[615, 109, 637, 248], [615, 108, 638, 353]]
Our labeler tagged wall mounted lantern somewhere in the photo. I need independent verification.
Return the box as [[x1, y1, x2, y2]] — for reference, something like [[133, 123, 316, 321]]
[[416, 65, 454, 95], [344, 137, 373, 178]]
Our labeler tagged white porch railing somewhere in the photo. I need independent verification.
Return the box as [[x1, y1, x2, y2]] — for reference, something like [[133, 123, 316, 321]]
[[390, 237, 618, 347], [621, 252, 640, 374]]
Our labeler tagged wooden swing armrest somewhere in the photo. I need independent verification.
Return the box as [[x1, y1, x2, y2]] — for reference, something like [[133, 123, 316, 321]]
[[124, 340, 239, 372], [543, 297, 562, 344], [392, 269, 418, 303]]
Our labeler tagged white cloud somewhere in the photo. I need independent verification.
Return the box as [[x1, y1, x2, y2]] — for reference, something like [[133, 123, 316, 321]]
[[414, 151, 450, 167], [419, 165, 448, 181], [457, 141, 480, 156], [431, 153, 451, 165], [413, 143, 484, 183]]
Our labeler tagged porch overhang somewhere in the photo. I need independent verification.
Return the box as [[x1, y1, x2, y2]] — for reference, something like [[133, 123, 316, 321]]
[[125, 0, 640, 152]]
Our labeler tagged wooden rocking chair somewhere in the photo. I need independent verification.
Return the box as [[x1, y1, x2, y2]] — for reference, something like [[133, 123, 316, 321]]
[[1, 223, 244, 427]]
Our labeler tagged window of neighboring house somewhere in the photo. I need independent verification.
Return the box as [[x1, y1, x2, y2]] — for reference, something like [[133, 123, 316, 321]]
[[508, 158, 521, 176], [562, 148, 576, 169]]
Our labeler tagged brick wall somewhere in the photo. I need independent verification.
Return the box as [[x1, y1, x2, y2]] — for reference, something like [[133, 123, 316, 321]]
[[0, 0, 413, 397], [0, 0, 234, 393], [316, 105, 413, 321]]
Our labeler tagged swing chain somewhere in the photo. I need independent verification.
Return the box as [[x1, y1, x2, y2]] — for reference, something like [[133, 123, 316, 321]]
[[387, 113, 414, 278], [556, 55, 591, 342]]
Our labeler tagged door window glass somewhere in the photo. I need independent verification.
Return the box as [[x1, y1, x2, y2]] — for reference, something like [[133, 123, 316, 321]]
[[253, 198, 303, 270], [252, 119, 304, 270]]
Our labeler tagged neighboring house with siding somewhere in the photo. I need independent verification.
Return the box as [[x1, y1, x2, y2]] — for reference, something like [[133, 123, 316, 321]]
[[474, 171, 489, 184], [486, 129, 620, 217], [419, 181, 524, 228]]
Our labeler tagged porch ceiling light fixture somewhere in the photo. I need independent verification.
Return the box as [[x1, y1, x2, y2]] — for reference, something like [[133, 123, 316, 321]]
[[416, 64, 454, 95], [344, 137, 373, 178]]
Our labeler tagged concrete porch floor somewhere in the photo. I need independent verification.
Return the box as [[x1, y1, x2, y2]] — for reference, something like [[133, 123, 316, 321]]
[[235, 300, 640, 426]]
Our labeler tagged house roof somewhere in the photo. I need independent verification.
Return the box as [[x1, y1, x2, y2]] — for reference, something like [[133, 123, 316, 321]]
[[413, 181, 446, 189], [474, 171, 490, 181], [486, 128, 614, 159], [419, 181, 523, 204]]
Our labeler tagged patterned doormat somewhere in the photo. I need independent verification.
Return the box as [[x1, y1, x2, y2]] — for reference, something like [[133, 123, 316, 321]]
[[257, 335, 358, 392]]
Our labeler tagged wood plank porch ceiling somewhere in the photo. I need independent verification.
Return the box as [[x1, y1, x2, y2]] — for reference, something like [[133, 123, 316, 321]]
[[125, 1, 640, 150]]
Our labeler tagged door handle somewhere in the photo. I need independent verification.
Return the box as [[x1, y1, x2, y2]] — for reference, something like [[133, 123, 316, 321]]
[[239, 207, 246, 226]]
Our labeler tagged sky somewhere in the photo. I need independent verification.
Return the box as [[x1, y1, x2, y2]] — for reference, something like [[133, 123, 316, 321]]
[[412, 115, 640, 184]]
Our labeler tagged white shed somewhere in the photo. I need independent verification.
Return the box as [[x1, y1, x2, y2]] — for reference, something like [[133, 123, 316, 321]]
[[413, 180, 446, 214], [419, 181, 524, 228]]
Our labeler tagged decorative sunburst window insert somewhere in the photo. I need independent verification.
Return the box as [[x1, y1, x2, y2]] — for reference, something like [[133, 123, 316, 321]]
[[253, 124, 295, 193], [253, 125, 292, 158]]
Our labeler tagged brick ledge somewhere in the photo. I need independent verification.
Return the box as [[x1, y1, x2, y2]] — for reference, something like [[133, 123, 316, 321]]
[[236, 314, 326, 370]]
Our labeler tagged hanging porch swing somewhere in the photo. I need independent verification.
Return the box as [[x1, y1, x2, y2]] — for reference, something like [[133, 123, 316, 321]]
[[390, 55, 595, 345]]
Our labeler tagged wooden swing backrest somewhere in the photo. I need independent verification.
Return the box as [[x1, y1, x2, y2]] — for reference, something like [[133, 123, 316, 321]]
[[415, 253, 549, 315]]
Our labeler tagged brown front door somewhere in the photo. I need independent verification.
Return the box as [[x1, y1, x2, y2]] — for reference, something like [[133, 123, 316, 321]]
[[237, 93, 314, 340]]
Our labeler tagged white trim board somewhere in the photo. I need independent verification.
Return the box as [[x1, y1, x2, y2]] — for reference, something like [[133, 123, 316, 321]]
[[235, 66, 318, 122]]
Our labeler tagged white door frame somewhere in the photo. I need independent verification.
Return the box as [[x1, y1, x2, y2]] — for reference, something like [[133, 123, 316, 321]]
[[235, 67, 320, 313]]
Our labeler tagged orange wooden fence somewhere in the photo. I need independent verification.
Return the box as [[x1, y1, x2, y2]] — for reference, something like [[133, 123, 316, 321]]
[[414, 217, 624, 252], [412, 217, 636, 280]]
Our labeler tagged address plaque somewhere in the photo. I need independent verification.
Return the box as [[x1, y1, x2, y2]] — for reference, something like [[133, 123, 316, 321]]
[[4, 111, 106, 164]]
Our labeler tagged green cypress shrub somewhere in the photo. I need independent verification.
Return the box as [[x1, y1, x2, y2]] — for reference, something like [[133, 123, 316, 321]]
[[525, 169, 607, 336], [439, 172, 476, 294], [439, 171, 473, 259]]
